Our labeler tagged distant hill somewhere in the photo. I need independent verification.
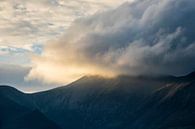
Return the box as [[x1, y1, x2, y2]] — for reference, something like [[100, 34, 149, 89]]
[[0, 72, 195, 129]]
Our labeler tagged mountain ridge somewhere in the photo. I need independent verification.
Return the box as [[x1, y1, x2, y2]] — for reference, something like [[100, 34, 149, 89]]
[[0, 71, 195, 129]]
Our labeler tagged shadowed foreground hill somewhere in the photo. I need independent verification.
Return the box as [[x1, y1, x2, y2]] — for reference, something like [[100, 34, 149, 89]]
[[0, 86, 61, 129], [0, 72, 195, 129]]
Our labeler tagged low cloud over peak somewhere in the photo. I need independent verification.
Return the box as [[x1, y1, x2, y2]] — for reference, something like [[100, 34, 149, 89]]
[[28, 0, 195, 84]]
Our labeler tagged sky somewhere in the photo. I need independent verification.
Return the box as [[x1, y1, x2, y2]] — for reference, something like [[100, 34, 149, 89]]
[[0, 0, 195, 92], [0, 0, 131, 92]]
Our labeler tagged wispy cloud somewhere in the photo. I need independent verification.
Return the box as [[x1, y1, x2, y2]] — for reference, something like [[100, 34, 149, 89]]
[[0, 0, 128, 66], [0, 44, 42, 65], [0, 0, 127, 47]]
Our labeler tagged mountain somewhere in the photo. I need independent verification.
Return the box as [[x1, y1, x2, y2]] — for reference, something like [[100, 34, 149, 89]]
[[128, 76, 195, 129], [0, 86, 61, 129], [0, 72, 195, 129], [31, 75, 173, 129]]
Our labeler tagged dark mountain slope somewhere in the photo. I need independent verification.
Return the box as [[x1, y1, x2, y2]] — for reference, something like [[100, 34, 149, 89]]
[[0, 72, 194, 129], [0, 86, 34, 109], [1, 109, 62, 129], [0, 86, 61, 129], [128, 80, 195, 129], [31, 74, 182, 129]]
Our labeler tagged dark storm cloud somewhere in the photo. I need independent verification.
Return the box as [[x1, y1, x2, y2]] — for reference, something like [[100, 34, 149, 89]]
[[29, 0, 195, 83], [73, 0, 195, 75]]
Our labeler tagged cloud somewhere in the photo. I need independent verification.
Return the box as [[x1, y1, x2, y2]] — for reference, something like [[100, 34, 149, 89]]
[[0, 44, 43, 65], [28, 0, 195, 84], [0, 63, 57, 92], [0, 0, 127, 47], [0, 0, 131, 91], [0, 0, 128, 77]]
